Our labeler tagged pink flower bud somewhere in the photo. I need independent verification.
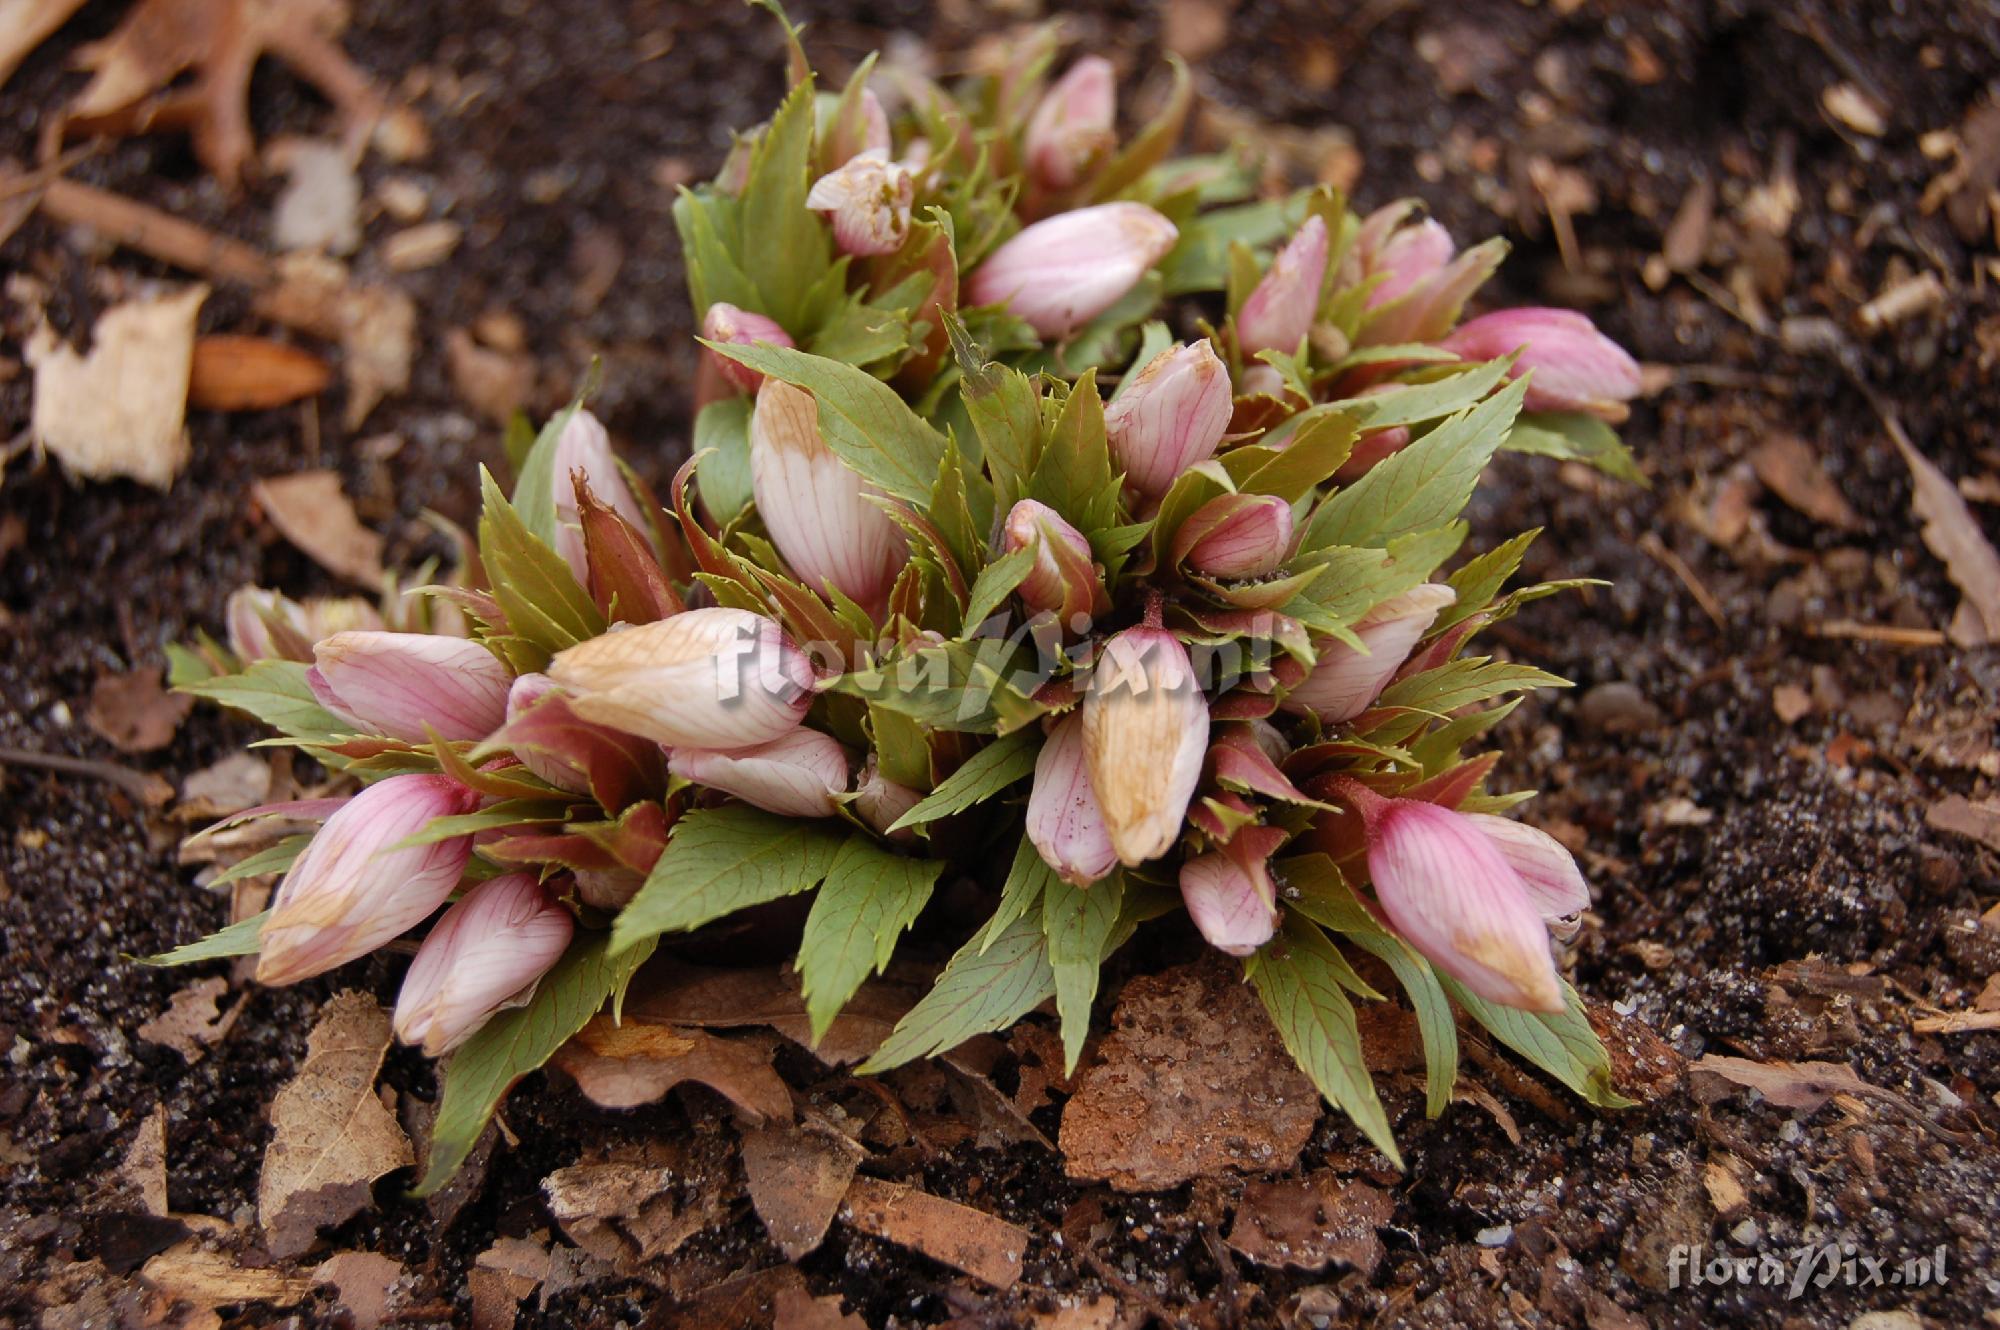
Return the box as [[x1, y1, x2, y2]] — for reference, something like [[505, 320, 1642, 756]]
[[1365, 218, 1455, 309], [1104, 340, 1233, 500], [1024, 56, 1116, 190], [1439, 308, 1642, 418], [1026, 713, 1117, 886], [548, 607, 815, 749], [1283, 584, 1457, 722], [227, 588, 382, 662], [853, 753, 923, 841], [751, 378, 908, 614], [1238, 214, 1329, 356], [1001, 499, 1102, 624], [256, 773, 481, 986], [550, 409, 651, 585], [1361, 795, 1564, 1012], [861, 88, 892, 156], [701, 302, 794, 394], [1466, 813, 1591, 940], [1178, 493, 1295, 578], [806, 149, 915, 257], [505, 673, 590, 794], [966, 202, 1179, 339], [1179, 825, 1287, 956], [1082, 625, 1209, 866], [392, 871, 574, 1056], [308, 631, 511, 742], [669, 727, 851, 818]]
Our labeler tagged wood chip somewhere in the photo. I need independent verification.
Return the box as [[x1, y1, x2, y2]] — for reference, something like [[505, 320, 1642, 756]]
[[1702, 1160, 1748, 1216], [1225, 1171, 1392, 1274], [1749, 433, 1860, 530], [381, 219, 462, 271], [1822, 82, 1888, 137], [542, 1143, 729, 1265], [1772, 683, 1813, 723], [311, 1251, 407, 1330], [1892, 423, 2000, 646], [140, 1243, 314, 1312], [119, 1106, 170, 1217], [188, 334, 332, 410], [0, 0, 88, 88], [1688, 1054, 1868, 1113], [136, 976, 241, 1063], [257, 992, 414, 1259], [1857, 271, 1945, 332], [622, 963, 916, 1067], [549, 1017, 792, 1122], [1926, 795, 2000, 852], [270, 137, 361, 255], [840, 1175, 1029, 1289], [253, 252, 414, 427], [86, 665, 193, 754], [740, 1122, 866, 1260], [251, 469, 385, 587], [772, 1285, 869, 1330], [26, 284, 207, 489]]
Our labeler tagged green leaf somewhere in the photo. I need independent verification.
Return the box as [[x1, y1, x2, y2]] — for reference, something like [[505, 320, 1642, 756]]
[[1440, 976, 1634, 1109], [207, 835, 310, 889], [887, 729, 1039, 833], [1245, 916, 1404, 1167], [1283, 525, 1465, 640], [412, 933, 657, 1195], [949, 318, 1041, 508], [672, 187, 761, 317], [1159, 194, 1303, 295], [927, 436, 984, 581], [961, 544, 1035, 632], [1087, 54, 1191, 204], [798, 837, 943, 1041], [1440, 530, 1538, 631], [1111, 321, 1173, 402], [737, 77, 831, 330], [1505, 411, 1644, 484], [612, 806, 845, 950], [390, 799, 569, 851], [856, 911, 1055, 1073], [978, 835, 1054, 953], [1339, 356, 1515, 430], [477, 468, 606, 659], [1029, 370, 1120, 543], [828, 638, 1046, 735], [693, 397, 756, 524], [705, 343, 948, 506], [1372, 657, 1571, 716], [165, 640, 221, 687], [1043, 872, 1123, 1073], [867, 703, 931, 791], [509, 384, 593, 547], [136, 910, 269, 966], [179, 659, 349, 740]]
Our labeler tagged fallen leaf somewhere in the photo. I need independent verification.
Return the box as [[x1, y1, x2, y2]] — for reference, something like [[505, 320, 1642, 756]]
[[254, 252, 415, 427], [270, 137, 361, 255], [550, 1016, 792, 1122], [1772, 683, 1813, 723], [401, 1093, 500, 1231], [312, 1251, 407, 1330], [189, 334, 332, 410], [1749, 434, 1860, 530], [840, 1175, 1028, 1289], [1059, 958, 1319, 1191], [1926, 794, 2000, 852], [469, 1236, 548, 1330], [447, 327, 536, 424], [382, 219, 462, 271], [251, 469, 385, 587], [1688, 1054, 1868, 1112], [1224, 1171, 1392, 1274], [257, 991, 414, 1259], [772, 1285, 868, 1330], [543, 1141, 732, 1265], [137, 975, 241, 1062], [1160, 0, 1231, 61], [1027, 1296, 1121, 1330], [141, 1243, 314, 1312], [1894, 429, 2000, 646], [26, 284, 207, 489], [118, 1106, 170, 1217], [740, 1121, 866, 1260], [176, 752, 273, 821], [623, 962, 918, 1067], [0, 0, 88, 87], [86, 665, 193, 754]]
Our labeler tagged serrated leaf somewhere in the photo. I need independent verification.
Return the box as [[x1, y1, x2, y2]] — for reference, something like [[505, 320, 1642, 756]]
[[136, 910, 269, 966], [828, 638, 1047, 735], [1372, 657, 1570, 716], [179, 659, 349, 740], [949, 317, 1042, 509], [1439, 530, 1538, 631], [611, 806, 845, 950], [738, 77, 831, 330], [1029, 369, 1119, 540], [477, 468, 606, 660], [887, 729, 1038, 833], [207, 835, 310, 889], [672, 189, 760, 318], [693, 397, 756, 524], [1043, 871, 1123, 1074], [856, 911, 1054, 1073], [412, 933, 657, 1195], [389, 799, 569, 851], [1283, 525, 1465, 640], [1505, 410, 1644, 484], [1158, 193, 1303, 296], [978, 835, 1054, 953], [961, 544, 1035, 632], [1245, 916, 1403, 1167], [1440, 975, 1633, 1109], [798, 837, 943, 1041], [165, 640, 221, 687]]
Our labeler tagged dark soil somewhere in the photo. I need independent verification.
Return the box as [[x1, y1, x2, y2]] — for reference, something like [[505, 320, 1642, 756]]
[[4, 1, 1999, 1326]]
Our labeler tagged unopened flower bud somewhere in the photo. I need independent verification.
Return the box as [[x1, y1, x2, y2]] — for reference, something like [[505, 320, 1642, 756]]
[[1365, 218, 1454, 309], [806, 149, 915, 256], [1439, 308, 1642, 419], [256, 773, 481, 986], [966, 202, 1178, 339], [1082, 625, 1209, 866], [1466, 813, 1591, 940], [308, 631, 511, 742], [1178, 493, 1294, 578], [1237, 363, 1288, 399], [393, 871, 574, 1056], [1026, 713, 1117, 886], [853, 753, 923, 840], [1284, 584, 1456, 723], [1105, 340, 1233, 500], [1024, 56, 1115, 190], [550, 409, 651, 585], [548, 607, 815, 750], [701, 302, 794, 394], [1179, 825, 1287, 956], [227, 588, 384, 662], [504, 673, 591, 794], [751, 379, 909, 613], [1001, 499, 1102, 623], [669, 727, 851, 818], [1237, 214, 1328, 355]]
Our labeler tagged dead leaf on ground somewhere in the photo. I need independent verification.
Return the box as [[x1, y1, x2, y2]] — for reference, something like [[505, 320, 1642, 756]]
[[312, 1251, 407, 1330], [0, 0, 88, 87], [1749, 433, 1860, 530], [257, 991, 414, 1259], [740, 1121, 866, 1260], [1926, 794, 2000, 852], [1894, 429, 2000, 647], [26, 284, 207, 489], [1225, 1171, 1392, 1275], [1587, 999, 1684, 1102], [1027, 1296, 1121, 1330], [118, 1106, 170, 1217], [1688, 1054, 1867, 1113], [137, 975, 243, 1062], [189, 334, 332, 411], [254, 252, 414, 426], [447, 327, 536, 424], [550, 1016, 792, 1122], [177, 751, 273, 821], [623, 962, 918, 1067], [251, 469, 385, 588], [543, 1141, 732, 1266], [1059, 958, 1319, 1191], [840, 1175, 1028, 1289], [141, 1243, 315, 1313], [270, 136, 361, 255], [470, 1236, 549, 1330], [773, 1284, 869, 1330], [86, 665, 193, 754]]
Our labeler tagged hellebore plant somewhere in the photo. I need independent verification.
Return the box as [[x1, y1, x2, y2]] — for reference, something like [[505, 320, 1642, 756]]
[[160, 8, 1643, 1188]]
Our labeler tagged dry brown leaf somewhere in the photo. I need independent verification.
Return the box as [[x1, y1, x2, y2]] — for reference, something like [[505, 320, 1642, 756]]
[[447, 327, 536, 424], [1688, 1054, 1868, 1112], [1749, 434, 1860, 530], [251, 469, 384, 588], [382, 219, 463, 272], [1894, 429, 2000, 646], [622, 963, 917, 1067], [189, 334, 332, 411], [543, 1142, 731, 1265], [137, 975, 241, 1062], [141, 1243, 314, 1312], [257, 991, 414, 1259], [1224, 1171, 1392, 1274], [119, 1106, 170, 1217], [1059, 958, 1319, 1191], [467, 1236, 548, 1330], [0, 0, 88, 86], [86, 665, 193, 754], [772, 1285, 869, 1330], [270, 136, 361, 255], [311, 1251, 407, 1330], [1926, 795, 2000, 852], [1028, 1296, 1121, 1330], [551, 1016, 792, 1122], [840, 1175, 1029, 1289], [176, 751, 272, 821], [254, 252, 414, 426], [740, 1121, 866, 1260], [27, 284, 207, 489]]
